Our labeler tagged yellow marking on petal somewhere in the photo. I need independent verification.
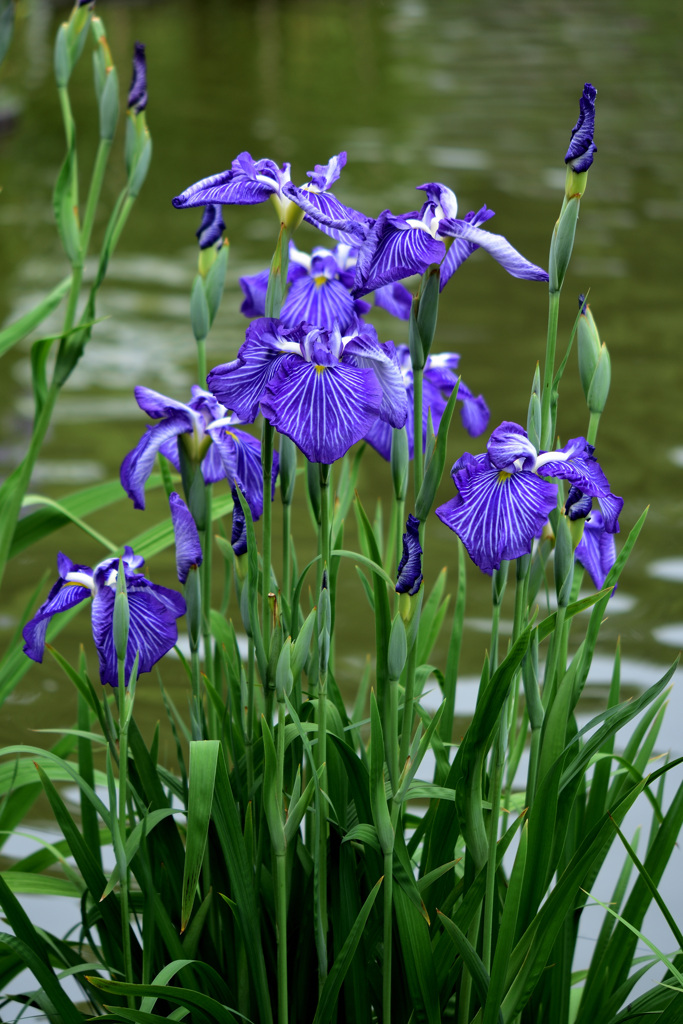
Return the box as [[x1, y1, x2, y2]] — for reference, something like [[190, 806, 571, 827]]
[[497, 471, 512, 483], [226, 431, 236, 439], [315, 365, 327, 374], [313, 275, 327, 288]]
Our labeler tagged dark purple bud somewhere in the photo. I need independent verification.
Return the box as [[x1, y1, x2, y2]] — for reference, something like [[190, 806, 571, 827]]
[[565, 83, 597, 172], [564, 485, 593, 521], [128, 41, 147, 113], [196, 204, 225, 249], [396, 514, 423, 595], [231, 486, 247, 556]]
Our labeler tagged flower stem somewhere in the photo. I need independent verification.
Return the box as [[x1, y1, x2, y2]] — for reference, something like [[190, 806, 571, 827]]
[[587, 410, 601, 446], [399, 642, 417, 772], [275, 700, 288, 1024], [413, 366, 424, 500], [262, 420, 274, 648], [383, 849, 393, 1024], [541, 290, 561, 450], [81, 137, 113, 258]]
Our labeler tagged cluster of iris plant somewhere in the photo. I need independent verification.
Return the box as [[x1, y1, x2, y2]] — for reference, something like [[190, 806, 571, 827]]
[[17, 43, 679, 1024], [23, 81, 617, 697]]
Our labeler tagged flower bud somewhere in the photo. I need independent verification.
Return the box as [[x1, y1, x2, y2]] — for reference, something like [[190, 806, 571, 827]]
[[548, 198, 579, 294], [279, 434, 297, 507], [190, 275, 210, 342], [387, 614, 408, 681], [577, 296, 610, 413], [527, 364, 542, 452], [112, 560, 130, 666], [318, 571, 331, 676], [409, 264, 440, 368], [275, 638, 293, 702]]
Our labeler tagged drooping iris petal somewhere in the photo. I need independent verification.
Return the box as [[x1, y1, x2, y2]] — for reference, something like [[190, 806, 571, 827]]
[[487, 421, 539, 471], [127, 42, 147, 113], [353, 211, 446, 296], [460, 392, 490, 437], [341, 330, 408, 429], [261, 355, 383, 463], [438, 219, 549, 282], [416, 182, 459, 221], [564, 485, 594, 520], [535, 437, 623, 531], [439, 205, 497, 290], [565, 83, 597, 173], [172, 153, 291, 209], [239, 269, 269, 318], [120, 412, 194, 510], [282, 182, 370, 247], [396, 514, 423, 595], [169, 492, 203, 584], [196, 204, 225, 249], [435, 453, 557, 574], [206, 421, 277, 519], [22, 558, 94, 663], [305, 152, 347, 190], [374, 281, 413, 320], [575, 511, 615, 589]]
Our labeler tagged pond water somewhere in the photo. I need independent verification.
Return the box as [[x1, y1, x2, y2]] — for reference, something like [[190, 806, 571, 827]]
[[0, 0, 682, 1008]]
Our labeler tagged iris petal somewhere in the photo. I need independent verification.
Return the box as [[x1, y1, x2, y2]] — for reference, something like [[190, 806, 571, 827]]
[[207, 319, 297, 420], [353, 212, 446, 296], [396, 514, 423, 595], [22, 566, 93, 663], [575, 511, 615, 589], [206, 423, 277, 519], [436, 456, 557, 574], [261, 357, 382, 463], [487, 422, 538, 471], [239, 269, 269, 318], [282, 275, 357, 333], [439, 219, 548, 282], [169, 493, 203, 584], [120, 412, 194, 509], [341, 331, 408, 429]]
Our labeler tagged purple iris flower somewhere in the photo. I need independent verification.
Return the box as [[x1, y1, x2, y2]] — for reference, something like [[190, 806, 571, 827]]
[[172, 151, 361, 236], [239, 240, 412, 333], [196, 204, 225, 250], [120, 385, 277, 520], [22, 548, 185, 687], [127, 42, 147, 113], [435, 421, 623, 575], [169, 493, 203, 584], [364, 346, 489, 460], [565, 484, 616, 590], [286, 181, 548, 296], [565, 83, 597, 173], [207, 318, 408, 464], [396, 514, 423, 595]]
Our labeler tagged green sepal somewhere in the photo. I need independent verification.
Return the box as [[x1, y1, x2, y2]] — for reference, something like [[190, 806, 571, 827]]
[[279, 434, 297, 506], [53, 147, 81, 264], [387, 613, 407, 681], [369, 691, 394, 854], [318, 578, 331, 676], [527, 363, 542, 451], [98, 66, 119, 141], [112, 558, 129, 664], [390, 426, 409, 502], [204, 242, 229, 324], [549, 196, 579, 294], [275, 637, 293, 701], [190, 275, 210, 342], [54, 24, 71, 87], [409, 264, 440, 367], [587, 343, 611, 414], [185, 567, 202, 648], [128, 132, 152, 198], [291, 608, 316, 678], [577, 297, 601, 395]]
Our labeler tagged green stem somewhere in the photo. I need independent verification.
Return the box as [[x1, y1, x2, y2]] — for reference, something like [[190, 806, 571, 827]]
[[482, 731, 504, 972], [275, 851, 288, 1024], [201, 485, 213, 673], [262, 420, 274, 648], [246, 635, 255, 800], [282, 501, 292, 617], [196, 335, 207, 387], [399, 642, 417, 772], [116, 660, 134, 1000], [587, 410, 601, 446], [458, 906, 482, 1024], [413, 366, 424, 501], [543, 605, 567, 711], [383, 849, 393, 1024], [541, 291, 561, 450], [81, 137, 113, 258]]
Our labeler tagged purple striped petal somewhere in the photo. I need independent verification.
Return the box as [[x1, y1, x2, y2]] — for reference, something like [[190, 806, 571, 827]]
[[133, 386, 196, 421], [396, 514, 423, 595], [575, 511, 615, 589], [261, 356, 383, 463], [439, 219, 548, 282], [436, 455, 557, 575], [173, 153, 289, 210], [535, 438, 623, 530], [565, 83, 597, 172], [460, 393, 490, 437], [416, 182, 459, 221], [364, 416, 393, 461], [121, 413, 194, 509], [341, 331, 408, 429], [487, 422, 538, 471], [23, 560, 94, 662], [283, 184, 371, 246], [92, 576, 185, 687], [231, 486, 248, 556], [439, 205, 497, 290], [306, 152, 347, 190], [207, 318, 299, 420], [169, 492, 203, 583], [353, 212, 446, 296], [281, 275, 357, 333]]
